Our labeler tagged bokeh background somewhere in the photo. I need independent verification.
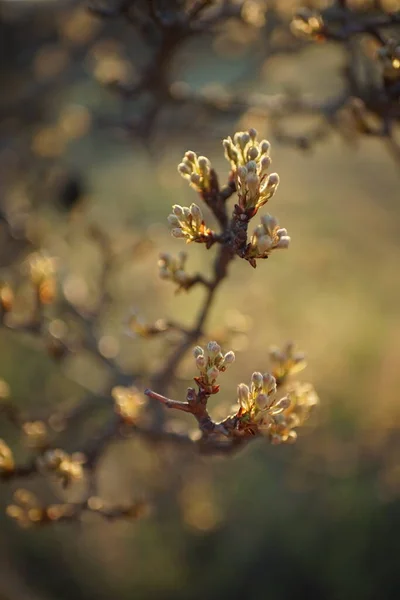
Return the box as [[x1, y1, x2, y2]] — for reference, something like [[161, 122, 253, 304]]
[[1, 1, 400, 599]]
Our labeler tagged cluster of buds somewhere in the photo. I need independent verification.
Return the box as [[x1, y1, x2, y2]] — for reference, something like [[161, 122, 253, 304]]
[[193, 342, 235, 393], [236, 373, 291, 435], [168, 203, 212, 243], [39, 449, 85, 487], [377, 40, 400, 81], [267, 382, 319, 445], [22, 420, 49, 450], [6, 489, 75, 528], [248, 214, 290, 258], [291, 9, 325, 40], [26, 251, 57, 304], [158, 252, 191, 288], [0, 439, 15, 474], [178, 151, 212, 193], [111, 385, 147, 425], [269, 342, 307, 383], [223, 129, 279, 214]]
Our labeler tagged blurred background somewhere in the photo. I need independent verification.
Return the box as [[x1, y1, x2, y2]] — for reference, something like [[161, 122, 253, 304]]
[[0, 0, 400, 599]]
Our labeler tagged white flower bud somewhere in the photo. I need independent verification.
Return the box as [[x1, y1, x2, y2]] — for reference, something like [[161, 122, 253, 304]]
[[190, 203, 203, 223], [168, 214, 180, 227], [257, 234, 273, 254], [237, 166, 248, 180], [246, 160, 257, 172], [260, 155, 271, 174], [197, 156, 210, 172], [247, 146, 259, 161], [207, 366, 219, 382], [255, 393, 270, 411], [248, 128, 257, 140], [260, 140, 270, 155], [178, 163, 191, 175], [182, 206, 191, 219], [196, 354, 206, 370], [239, 132, 250, 148], [237, 383, 250, 410], [171, 228, 185, 238], [172, 205, 184, 218], [222, 351, 235, 365], [260, 214, 278, 233], [251, 371, 263, 388], [193, 346, 204, 358], [263, 373, 276, 395], [185, 151, 196, 163], [190, 173, 201, 186], [277, 236, 290, 249], [275, 396, 291, 411], [267, 173, 279, 188], [206, 341, 221, 357]]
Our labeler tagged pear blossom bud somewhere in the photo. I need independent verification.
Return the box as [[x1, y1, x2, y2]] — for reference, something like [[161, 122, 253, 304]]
[[197, 156, 210, 172], [172, 205, 184, 218], [171, 228, 185, 238], [239, 132, 250, 148], [277, 236, 290, 249], [251, 372, 263, 388], [267, 173, 279, 188], [274, 396, 291, 411], [207, 366, 220, 382], [190, 173, 201, 186], [178, 163, 191, 175], [193, 346, 204, 358], [263, 373, 276, 394], [260, 140, 270, 154], [246, 160, 257, 172], [248, 128, 257, 140], [196, 355, 206, 370], [247, 146, 259, 160], [168, 214, 180, 226], [256, 393, 270, 410], [223, 351, 235, 365], [185, 151, 196, 162], [206, 341, 221, 357], [190, 203, 203, 223], [237, 383, 250, 409]]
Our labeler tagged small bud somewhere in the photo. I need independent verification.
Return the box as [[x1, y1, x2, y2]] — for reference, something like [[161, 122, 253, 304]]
[[267, 173, 279, 187], [190, 173, 201, 186], [193, 346, 204, 358], [207, 366, 220, 382], [251, 372, 263, 388], [246, 160, 257, 172], [168, 214, 180, 226], [196, 355, 206, 370], [197, 156, 210, 172], [256, 393, 270, 411], [172, 205, 184, 218], [237, 166, 248, 180], [247, 146, 259, 160], [263, 373, 276, 394], [171, 228, 185, 238], [277, 236, 290, 249], [248, 128, 257, 140], [178, 163, 191, 175], [223, 351, 235, 365], [237, 383, 250, 410], [185, 151, 196, 163], [275, 396, 291, 411], [260, 155, 271, 174], [239, 132, 250, 148], [206, 341, 221, 357], [260, 140, 270, 155], [190, 203, 203, 223]]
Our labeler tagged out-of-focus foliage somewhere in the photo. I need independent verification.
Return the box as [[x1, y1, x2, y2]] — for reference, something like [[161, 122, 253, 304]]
[[0, 1, 400, 599]]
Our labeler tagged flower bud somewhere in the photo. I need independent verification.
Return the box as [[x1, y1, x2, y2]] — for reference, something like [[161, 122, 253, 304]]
[[260, 140, 270, 155], [263, 373, 276, 394], [267, 173, 279, 188], [190, 203, 203, 223], [207, 366, 220, 382], [248, 128, 257, 140], [247, 146, 259, 161], [196, 354, 206, 370], [251, 371, 263, 389], [178, 163, 191, 175], [193, 346, 204, 358], [185, 151, 196, 163], [246, 160, 257, 172], [190, 173, 201, 186], [197, 156, 210, 172], [256, 393, 270, 410], [237, 383, 250, 410], [167, 214, 180, 227], [171, 228, 185, 238], [206, 341, 221, 357], [172, 205, 184, 218], [223, 351, 235, 365]]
